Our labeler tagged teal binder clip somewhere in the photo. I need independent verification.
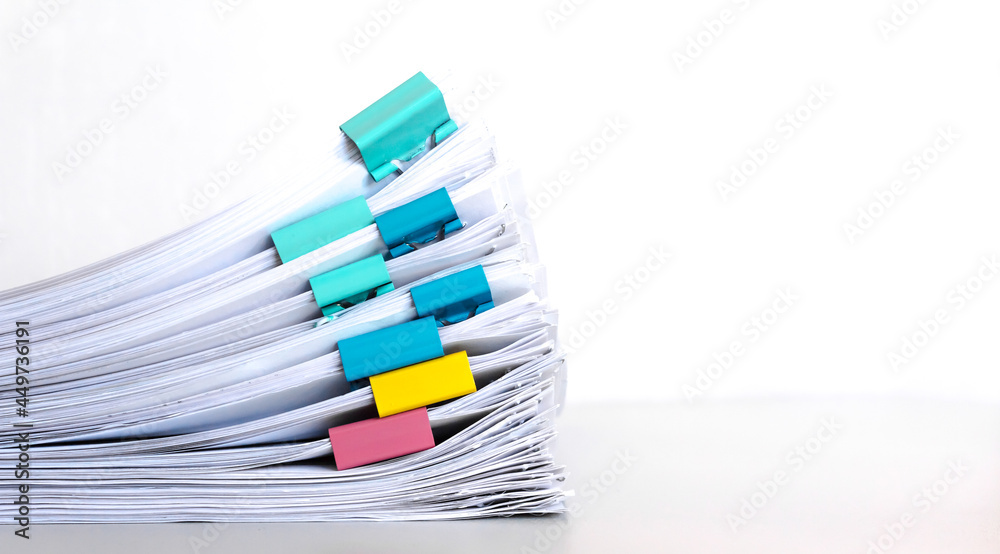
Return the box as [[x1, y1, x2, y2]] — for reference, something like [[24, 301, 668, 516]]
[[309, 254, 395, 316], [410, 265, 494, 326], [339, 316, 443, 382], [375, 188, 462, 259], [341, 72, 457, 182], [271, 196, 375, 263]]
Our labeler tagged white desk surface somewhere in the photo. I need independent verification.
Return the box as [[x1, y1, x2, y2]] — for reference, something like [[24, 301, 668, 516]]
[[2, 399, 998, 553]]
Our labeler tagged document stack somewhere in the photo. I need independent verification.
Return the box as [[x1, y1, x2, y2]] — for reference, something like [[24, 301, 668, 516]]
[[0, 72, 567, 525]]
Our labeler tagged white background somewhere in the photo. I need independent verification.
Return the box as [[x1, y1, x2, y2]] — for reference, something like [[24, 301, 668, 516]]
[[2, 0, 999, 408], [3, 3, 1000, 553]]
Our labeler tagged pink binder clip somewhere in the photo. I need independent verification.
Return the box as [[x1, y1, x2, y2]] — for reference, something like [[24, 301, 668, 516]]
[[328, 407, 435, 470]]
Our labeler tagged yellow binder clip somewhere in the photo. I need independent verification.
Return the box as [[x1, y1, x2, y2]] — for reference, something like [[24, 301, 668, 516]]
[[370, 351, 477, 417]]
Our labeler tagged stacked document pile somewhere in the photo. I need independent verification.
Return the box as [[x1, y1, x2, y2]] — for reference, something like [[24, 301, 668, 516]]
[[0, 72, 567, 525]]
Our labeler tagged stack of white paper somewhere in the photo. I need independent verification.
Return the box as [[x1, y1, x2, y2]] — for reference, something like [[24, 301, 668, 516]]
[[0, 76, 567, 524]]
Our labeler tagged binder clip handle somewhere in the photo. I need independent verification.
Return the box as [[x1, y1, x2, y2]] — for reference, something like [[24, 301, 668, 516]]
[[375, 188, 462, 259], [410, 265, 494, 326], [341, 72, 457, 182], [309, 254, 395, 317]]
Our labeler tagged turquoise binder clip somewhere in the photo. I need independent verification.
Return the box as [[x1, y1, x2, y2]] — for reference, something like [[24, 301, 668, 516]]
[[339, 316, 443, 382], [375, 188, 462, 259], [341, 72, 458, 182], [309, 254, 395, 317], [271, 196, 375, 263], [410, 265, 494, 326]]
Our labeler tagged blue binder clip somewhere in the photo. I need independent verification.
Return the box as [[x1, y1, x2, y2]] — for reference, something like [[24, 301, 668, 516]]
[[341, 72, 457, 182], [375, 188, 462, 259], [410, 265, 494, 326], [338, 316, 443, 382]]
